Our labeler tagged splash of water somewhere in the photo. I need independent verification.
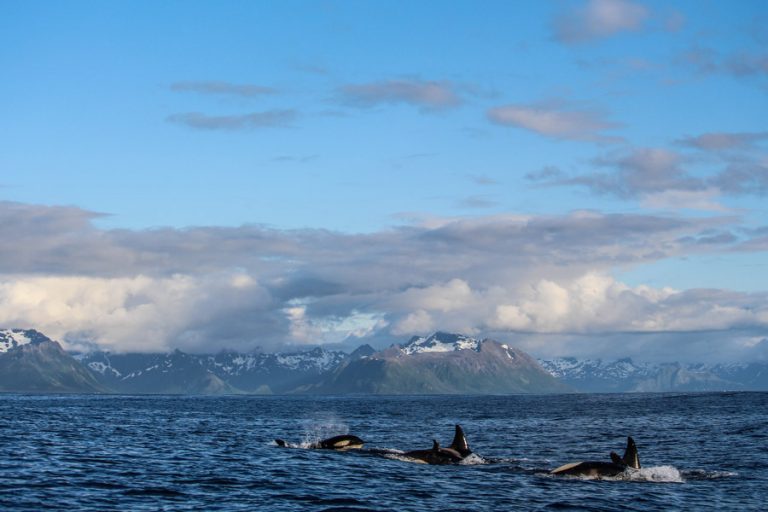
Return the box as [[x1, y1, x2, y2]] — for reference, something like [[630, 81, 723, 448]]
[[459, 453, 488, 465], [626, 465, 684, 483], [299, 418, 350, 448], [544, 465, 685, 483], [682, 469, 738, 480]]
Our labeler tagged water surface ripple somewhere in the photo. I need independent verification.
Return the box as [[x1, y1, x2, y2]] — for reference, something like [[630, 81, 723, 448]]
[[1, 393, 765, 510]]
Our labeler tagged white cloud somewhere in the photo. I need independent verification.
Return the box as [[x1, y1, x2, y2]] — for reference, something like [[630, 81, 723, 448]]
[[0, 273, 273, 353], [488, 104, 621, 143], [392, 310, 435, 336], [553, 0, 650, 44], [385, 272, 767, 341]]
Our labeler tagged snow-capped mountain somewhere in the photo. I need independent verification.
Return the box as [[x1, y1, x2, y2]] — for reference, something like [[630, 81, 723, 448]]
[[78, 346, 349, 394], [400, 332, 482, 355], [306, 332, 568, 394], [538, 357, 768, 392], [0, 329, 52, 353], [6, 327, 767, 394], [538, 357, 656, 391], [0, 329, 103, 392]]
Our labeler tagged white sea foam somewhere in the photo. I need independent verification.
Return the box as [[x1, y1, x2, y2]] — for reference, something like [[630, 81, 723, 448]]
[[683, 469, 738, 480], [626, 465, 684, 483], [459, 453, 488, 465], [546, 465, 684, 483], [299, 418, 350, 448]]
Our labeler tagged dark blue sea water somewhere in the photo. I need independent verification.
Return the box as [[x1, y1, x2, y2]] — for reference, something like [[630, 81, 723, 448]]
[[1, 393, 766, 511]]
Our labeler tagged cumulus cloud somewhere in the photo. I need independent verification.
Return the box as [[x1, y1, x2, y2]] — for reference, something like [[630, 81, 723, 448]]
[[532, 146, 768, 205], [167, 110, 297, 130], [0, 273, 275, 353], [1, 201, 765, 361], [552, 0, 649, 44], [339, 79, 462, 111], [487, 103, 622, 143], [170, 81, 278, 97], [385, 273, 768, 363]]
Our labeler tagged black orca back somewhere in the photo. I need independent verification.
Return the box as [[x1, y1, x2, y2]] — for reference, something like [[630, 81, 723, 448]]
[[319, 434, 365, 449], [554, 460, 627, 477]]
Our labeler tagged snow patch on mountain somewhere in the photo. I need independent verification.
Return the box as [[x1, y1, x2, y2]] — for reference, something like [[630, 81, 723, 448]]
[[401, 332, 481, 355], [0, 329, 52, 353], [538, 357, 768, 392], [539, 357, 656, 380]]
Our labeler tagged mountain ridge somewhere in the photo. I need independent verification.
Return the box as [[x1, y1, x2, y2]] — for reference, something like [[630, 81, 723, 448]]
[[303, 332, 570, 394], [538, 357, 768, 392], [2, 328, 767, 394], [0, 329, 105, 393]]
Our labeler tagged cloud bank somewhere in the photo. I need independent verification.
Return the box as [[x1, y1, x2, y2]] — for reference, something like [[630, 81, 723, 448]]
[[1, 201, 766, 361]]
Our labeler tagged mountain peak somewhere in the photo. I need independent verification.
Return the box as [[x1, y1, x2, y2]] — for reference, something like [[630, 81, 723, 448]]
[[350, 344, 376, 360], [400, 332, 481, 355], [0, 328, 53, 353]]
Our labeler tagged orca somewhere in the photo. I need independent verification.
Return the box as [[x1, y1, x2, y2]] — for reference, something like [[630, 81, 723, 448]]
[[402, 424, 472, 465], [275, 434, 365, 450], [550, 436, 641, 478]]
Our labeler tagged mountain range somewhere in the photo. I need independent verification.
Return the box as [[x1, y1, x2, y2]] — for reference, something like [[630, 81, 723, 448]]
[[538, 357, 768, 392], [1, 328, 766, 394]]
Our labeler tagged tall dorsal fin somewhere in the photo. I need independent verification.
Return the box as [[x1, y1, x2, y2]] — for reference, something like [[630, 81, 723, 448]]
[[622, 436, 640, 469], [432, 439, 440, 451], [449, 424, 471, 457]]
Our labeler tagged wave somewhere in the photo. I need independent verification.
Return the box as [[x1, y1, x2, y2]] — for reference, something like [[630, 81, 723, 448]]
[[543, 465, 685, 483], [458, 453, 488, 465], [624, 465, 684, 483], [682, 469, 738, 480]]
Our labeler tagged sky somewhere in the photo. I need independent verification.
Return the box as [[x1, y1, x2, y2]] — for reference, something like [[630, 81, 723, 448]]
[[1, 0, 767, 362]]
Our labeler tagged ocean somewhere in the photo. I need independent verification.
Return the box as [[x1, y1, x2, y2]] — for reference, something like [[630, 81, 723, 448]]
[[1, 393, 766, 511]]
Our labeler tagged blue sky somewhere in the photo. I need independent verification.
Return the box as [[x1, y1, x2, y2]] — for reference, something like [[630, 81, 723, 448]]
[[1, 1, 767, 360]]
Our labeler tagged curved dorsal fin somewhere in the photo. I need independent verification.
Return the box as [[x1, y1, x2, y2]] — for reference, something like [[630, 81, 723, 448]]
[[432, 439, 440, 451], [449, 424, 471, 457], [623, 436, 640, 469], [609, 451, 624, 465]]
